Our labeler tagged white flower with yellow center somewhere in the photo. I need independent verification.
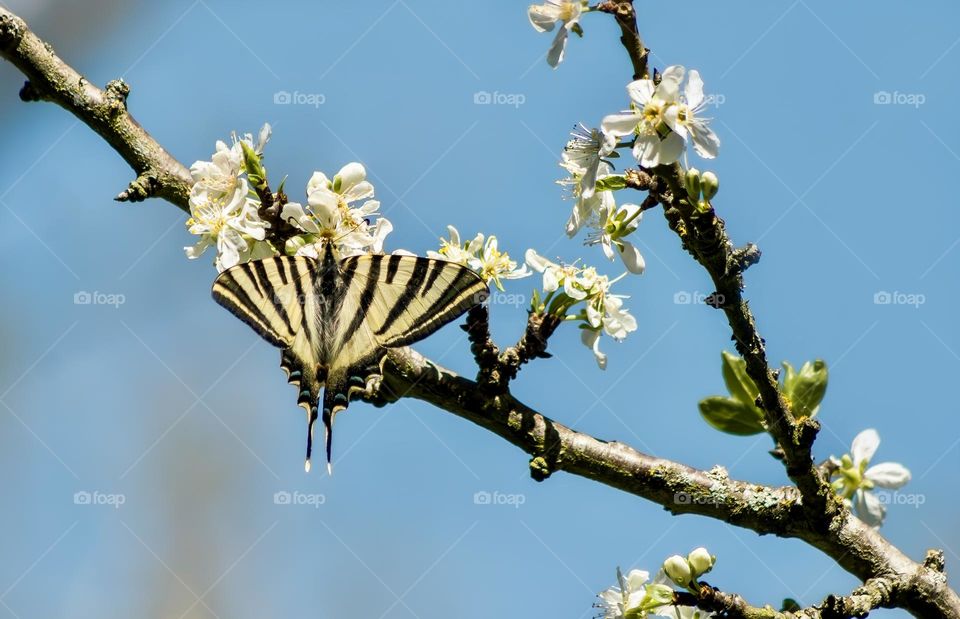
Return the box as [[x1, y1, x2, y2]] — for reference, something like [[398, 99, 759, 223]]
[[602, 66, 685, 168], [287, 162, 393, 259], [664, 69, 720, 159], [830, 429, 911, 527], [427, 225, 484, 266], [430, 227, 529, 290], [588, 201, 646, 274], [528, 0, 585, 68], [184, 179, 267, 272], [563, 123, 616, 199]]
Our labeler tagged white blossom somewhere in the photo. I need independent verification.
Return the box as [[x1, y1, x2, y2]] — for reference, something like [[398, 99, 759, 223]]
[[528, 0, 585, 68], [563, 123, 616, 199], [184, 179, 267, 272], [288, 162, 393, 259], [602, 66, 719, 167], [587, 200, 646, 274], [430, 226, 529, 290], [831, 429, 912, 527], [526, 251, 638, 369], [664, 70, 720, 159], [602, 66, 685, 168]]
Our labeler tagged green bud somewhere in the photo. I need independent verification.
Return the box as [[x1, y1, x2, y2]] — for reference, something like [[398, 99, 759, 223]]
[[239, 140, 267, 189], [687, 547, 715, 577], [701, 171, 719, 200], [684, 167, 702, 201], [663, 554, 692, 587]]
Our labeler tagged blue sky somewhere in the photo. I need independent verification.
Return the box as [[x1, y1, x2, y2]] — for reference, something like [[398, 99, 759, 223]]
[[0, 1, 957, 617]]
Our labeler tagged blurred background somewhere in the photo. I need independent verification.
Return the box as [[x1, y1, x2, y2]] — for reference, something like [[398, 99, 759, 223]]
[[0, 1, 957, 617]]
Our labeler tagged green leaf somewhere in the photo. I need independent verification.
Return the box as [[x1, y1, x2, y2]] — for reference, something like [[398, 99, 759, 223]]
[[721, 351, 759, 406], [782, 359, 828, 418], [594, 175, 628, 191], [699, 396, 765, 436], [781, 598, 802, 612]]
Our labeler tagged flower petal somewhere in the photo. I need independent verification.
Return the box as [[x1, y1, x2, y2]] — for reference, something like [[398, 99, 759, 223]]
[[854, 489, 886, 527], [865, 462, 911, 489], [691, 121, 721, 159], [626, 79, 656, 106], [581, 328, 607, 370], [618, 239, 646, 274], [852, 429, 881, 466], [684, 69, 705, 109], [601, 113, 642, 138], [527, 3, 559, 32], [546, 26, 569, 68]]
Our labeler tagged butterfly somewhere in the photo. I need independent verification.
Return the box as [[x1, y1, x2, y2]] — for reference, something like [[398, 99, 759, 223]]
[[211, 239, 488, 472]]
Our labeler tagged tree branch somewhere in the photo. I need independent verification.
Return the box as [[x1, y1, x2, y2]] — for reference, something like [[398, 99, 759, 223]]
[[1, 6, 957, 618], [0, 7, 192, 209]]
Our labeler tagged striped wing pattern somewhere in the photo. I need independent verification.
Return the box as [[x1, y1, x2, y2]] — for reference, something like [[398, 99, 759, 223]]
[[211, 247, 488, 472]]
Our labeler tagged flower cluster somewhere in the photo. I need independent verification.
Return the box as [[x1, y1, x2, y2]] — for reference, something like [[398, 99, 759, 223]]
[[281, 163, 392, 260], [830, 429, 911, 528], [526, 250, 638, 369], [428, 226, 530, 290], [602, 65, 719, 168], [596, 567, 712, 619], [184, 127, 393, 272], [185, 125, 272, 271]]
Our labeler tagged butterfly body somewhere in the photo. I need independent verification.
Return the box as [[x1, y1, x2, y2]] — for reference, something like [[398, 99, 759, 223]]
[[212, 240, 488, 471]]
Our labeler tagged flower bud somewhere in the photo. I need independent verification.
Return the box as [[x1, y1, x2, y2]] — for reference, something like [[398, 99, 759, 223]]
[[701, 171, 719, 200], [684, 167, 702, 201], [687, 547, 714, 577], [663, 554, 693, 587]]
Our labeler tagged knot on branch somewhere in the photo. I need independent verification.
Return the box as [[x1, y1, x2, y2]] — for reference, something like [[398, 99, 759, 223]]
[[18, 80, 42, 102], [0, 11, 25, 51], [104, 78, 130, 116], [116, 172, 160, 203], [529, 455, 552, 481], [732, 243, 762, 274], [924, 549, 947, 573]]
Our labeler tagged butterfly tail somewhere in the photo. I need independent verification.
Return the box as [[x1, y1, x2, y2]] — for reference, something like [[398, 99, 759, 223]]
[[321, 374, 353, 474], [281, 349, 327, 473]]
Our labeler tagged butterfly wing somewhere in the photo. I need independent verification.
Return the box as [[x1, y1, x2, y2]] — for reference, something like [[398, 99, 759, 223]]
[[318, 254, 489, 464], [211, 256, 329, 466]]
